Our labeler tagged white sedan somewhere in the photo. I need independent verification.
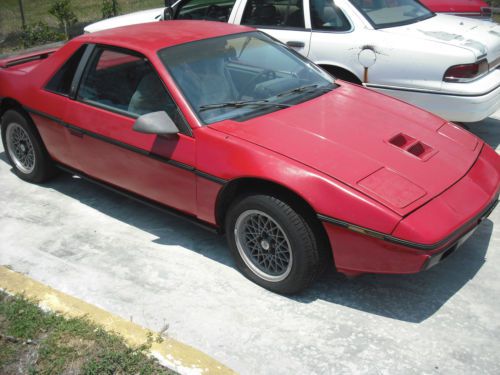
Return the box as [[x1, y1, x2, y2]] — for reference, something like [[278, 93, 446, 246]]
[[85, 0, 500, 122]]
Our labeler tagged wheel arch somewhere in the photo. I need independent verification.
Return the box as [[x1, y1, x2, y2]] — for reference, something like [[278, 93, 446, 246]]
[[0, 98, 25, 121], [215, 177, 333, 260], [319, 64, 362, 84]]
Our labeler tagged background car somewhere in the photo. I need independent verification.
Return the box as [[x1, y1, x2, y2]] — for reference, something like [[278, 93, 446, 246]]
[[85, 0, 500, 123], [1, 21, 499, 294], [420, 0, 492, 19]]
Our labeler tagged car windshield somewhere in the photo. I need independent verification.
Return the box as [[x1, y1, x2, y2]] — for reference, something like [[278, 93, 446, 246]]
[[158, 31, 335, 124], [349, 0, 434, 29]]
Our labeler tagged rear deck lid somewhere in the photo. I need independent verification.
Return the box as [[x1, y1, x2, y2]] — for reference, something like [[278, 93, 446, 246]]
[[383, 14, 500, 62]]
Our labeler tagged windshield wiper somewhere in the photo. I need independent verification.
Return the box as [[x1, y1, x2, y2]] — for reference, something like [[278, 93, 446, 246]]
[[199, 100, 291, 112], [277, 84, 333, 98]]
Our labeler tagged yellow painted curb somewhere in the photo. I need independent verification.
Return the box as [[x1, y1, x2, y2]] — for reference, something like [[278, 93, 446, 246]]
[[0, 266, 236, 375]]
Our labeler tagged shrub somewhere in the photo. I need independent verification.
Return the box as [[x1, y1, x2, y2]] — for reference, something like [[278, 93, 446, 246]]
[[49, 0, 78, 40], [21, 22, 63, 48], [102, 0, 120, 19]]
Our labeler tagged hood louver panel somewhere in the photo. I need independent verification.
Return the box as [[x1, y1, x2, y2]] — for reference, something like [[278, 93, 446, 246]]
[[388, 133, 437, 161]]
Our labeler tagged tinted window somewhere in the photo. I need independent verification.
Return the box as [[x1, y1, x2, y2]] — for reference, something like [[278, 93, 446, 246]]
[[78, 47, 184, 126], [176, 0, 236, 22], [242, 0, 305, 28], [45, 45, 87, 96], [310, 0, 351, 31]]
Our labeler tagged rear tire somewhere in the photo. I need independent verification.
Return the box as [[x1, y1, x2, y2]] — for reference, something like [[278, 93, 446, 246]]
[[1, 109, 55, 183], [225, 194, 323, 294]]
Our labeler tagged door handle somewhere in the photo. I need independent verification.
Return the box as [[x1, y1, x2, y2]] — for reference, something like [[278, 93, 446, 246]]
[[286, 41, 305, 48]]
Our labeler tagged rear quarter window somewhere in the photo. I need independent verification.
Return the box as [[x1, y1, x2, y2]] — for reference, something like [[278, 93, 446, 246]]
[[45, 45, 87, 96]]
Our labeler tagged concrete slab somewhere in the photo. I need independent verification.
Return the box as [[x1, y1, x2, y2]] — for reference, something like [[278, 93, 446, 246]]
[[1, 112, 499, 375], [0, 267, 235, 375]]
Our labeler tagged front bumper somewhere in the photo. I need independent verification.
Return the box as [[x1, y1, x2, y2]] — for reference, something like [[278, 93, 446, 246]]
[[321, 144, 500, 276], [421, 198, 498, 271]]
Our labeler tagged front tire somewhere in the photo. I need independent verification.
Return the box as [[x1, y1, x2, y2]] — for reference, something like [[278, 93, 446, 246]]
[[1, 109, 55, 183], [226, 194, 323, 294]]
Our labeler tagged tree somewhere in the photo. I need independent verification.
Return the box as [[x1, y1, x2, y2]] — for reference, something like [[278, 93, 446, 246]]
[[101, 0, 120, 18], [102, 0, 120, 19], [49, 0, 78, 40]]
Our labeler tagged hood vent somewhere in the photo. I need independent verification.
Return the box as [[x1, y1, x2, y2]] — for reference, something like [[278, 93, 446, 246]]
[[388, 133, 436, 161]]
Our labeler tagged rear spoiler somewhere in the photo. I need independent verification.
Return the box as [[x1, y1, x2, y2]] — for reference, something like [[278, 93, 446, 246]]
[[0, 43, 64, 68]]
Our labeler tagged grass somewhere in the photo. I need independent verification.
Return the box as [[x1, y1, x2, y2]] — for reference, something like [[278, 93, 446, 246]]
[[0, 292, 175, 375], [0, 0, 165, 53]]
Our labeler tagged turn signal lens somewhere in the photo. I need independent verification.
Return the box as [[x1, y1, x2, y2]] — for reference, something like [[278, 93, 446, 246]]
[[444, 60, 488, 82]]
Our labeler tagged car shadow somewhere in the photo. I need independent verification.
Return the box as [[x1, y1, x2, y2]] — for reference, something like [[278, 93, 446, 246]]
[[464, 116, 500, 150], [0, 151, 494, 323]]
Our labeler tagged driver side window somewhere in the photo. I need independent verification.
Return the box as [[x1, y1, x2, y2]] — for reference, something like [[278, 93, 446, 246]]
[[241, 0, 305, 28], [177, 0, 237, 22], [77, 47, 186, 128]]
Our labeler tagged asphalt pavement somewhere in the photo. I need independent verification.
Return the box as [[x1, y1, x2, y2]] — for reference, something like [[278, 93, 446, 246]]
[[1, 111, 499, 374]]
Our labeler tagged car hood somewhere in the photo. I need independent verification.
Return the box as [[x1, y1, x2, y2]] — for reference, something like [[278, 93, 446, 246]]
[[382, 14, 500, 61], [210, 84, 482, 216], [84, 8, 163, 33]]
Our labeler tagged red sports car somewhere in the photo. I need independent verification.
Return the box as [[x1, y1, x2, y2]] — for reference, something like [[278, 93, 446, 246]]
[[1, 21, 499, 293]]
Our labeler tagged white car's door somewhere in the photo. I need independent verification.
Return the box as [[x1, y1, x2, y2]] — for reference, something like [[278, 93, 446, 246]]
[[307, 0, 367, 80], [233, 0, 312, 56]]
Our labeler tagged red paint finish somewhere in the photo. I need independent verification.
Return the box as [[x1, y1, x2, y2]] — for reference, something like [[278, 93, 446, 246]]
[[211, 84, 482, 217], [64, 101, 197, 215], [324, 224, 430, 275], [393, 145, 500, 245], [0, 21, 499, 280], [328, 145, 500, 275], [420, 0, 490, 14], [195, 125, 403, 233]]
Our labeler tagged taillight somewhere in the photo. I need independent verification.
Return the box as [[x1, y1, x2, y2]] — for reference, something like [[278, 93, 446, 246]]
[[443, 59, 489, 82]]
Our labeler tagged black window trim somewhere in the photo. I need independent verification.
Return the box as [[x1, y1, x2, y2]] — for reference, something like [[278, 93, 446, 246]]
[[43, 44, 92, 98], [74, 43, 193, 137], [69, 44, 96, 99]]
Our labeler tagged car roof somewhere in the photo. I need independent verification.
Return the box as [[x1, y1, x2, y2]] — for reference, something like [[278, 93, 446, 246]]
[[78, 20, 255, 54]]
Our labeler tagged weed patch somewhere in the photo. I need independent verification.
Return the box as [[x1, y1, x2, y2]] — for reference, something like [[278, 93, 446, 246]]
[[0, 292, 175, 375]]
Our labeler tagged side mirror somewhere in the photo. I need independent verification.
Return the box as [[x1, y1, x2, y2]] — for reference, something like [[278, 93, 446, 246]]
[[133, 111, 179, 136]]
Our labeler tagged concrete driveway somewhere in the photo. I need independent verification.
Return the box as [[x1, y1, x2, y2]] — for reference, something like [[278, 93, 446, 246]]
[[1, 112, 499, 374]]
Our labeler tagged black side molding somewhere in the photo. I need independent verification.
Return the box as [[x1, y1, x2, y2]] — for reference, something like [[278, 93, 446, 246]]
[[24, 106, 227, 185]]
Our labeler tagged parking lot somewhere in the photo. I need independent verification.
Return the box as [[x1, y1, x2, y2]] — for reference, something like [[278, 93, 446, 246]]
[[1, 112, 499, 374]]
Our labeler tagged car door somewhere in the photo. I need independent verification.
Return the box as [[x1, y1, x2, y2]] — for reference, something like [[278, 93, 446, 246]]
[[233, 0, 312, 56], [62, 45, 197, 214], [307, 0, 364, 79]]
